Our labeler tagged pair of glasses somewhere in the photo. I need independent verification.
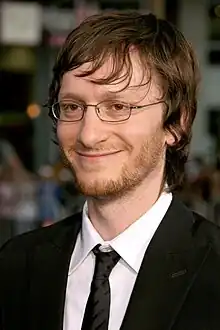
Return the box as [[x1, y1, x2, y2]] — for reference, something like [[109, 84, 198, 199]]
[[51, 100, 166, 123]]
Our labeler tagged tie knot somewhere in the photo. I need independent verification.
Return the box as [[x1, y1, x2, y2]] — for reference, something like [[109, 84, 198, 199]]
[[92, 245, 120, 279]]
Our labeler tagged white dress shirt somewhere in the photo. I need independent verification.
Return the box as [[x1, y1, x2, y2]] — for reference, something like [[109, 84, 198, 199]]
[[63, 192, 172, 330]]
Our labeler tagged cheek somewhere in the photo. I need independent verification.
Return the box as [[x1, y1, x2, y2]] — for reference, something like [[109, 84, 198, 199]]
[[57, 123, 77, 145], [124, 124, 166, 158], [122, 120, 161, 144], [56, 124, 63, 142]]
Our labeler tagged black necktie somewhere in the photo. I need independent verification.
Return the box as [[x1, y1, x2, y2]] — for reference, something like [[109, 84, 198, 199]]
[[81, 244, 120, 330]]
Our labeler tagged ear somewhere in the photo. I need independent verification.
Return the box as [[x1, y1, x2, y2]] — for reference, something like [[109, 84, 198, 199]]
[[165, 130, 176, 146], [164, 106, 189, 147]]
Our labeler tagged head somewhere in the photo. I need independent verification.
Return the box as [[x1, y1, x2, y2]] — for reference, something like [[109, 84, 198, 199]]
[[48, 11, 200, 198]]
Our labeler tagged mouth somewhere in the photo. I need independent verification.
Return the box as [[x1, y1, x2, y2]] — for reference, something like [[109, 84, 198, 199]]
[[76, 151, 122, 158]]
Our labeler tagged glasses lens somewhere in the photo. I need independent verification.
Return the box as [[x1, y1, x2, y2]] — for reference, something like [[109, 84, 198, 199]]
[[98, 101, 130, 122], [54, 102, 84, 121]]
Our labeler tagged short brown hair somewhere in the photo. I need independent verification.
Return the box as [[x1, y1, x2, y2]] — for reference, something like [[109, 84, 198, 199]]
[[48, 11, 200, 192]]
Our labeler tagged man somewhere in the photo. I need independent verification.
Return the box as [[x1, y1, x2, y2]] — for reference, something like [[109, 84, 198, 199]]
[[1, 11, 220, 330]]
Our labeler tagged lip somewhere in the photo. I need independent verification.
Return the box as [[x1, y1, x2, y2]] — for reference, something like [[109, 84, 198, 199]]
[[76, 151, 121, 158]]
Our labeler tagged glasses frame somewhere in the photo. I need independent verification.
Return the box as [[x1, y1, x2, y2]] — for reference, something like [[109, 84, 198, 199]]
[[51, 100, 167, 123]]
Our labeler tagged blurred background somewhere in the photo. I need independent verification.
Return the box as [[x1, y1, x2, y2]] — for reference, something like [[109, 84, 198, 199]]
[[0, 0, 220, 246]]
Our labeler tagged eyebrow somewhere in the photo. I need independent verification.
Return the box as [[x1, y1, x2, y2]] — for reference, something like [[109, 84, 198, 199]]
[[59, 91, 123, 102]]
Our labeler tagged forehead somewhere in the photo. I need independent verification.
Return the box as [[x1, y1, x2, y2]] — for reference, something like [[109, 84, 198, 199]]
[[60, 52, 162, 100]]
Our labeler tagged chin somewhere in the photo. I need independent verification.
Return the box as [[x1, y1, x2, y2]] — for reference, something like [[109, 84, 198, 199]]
[[73, 174, 124, 198]]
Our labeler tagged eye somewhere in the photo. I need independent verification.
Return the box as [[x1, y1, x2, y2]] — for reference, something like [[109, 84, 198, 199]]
[[108, 102, 129, 112], [113, 103, 126, 111], [60, 102, 82, 112]]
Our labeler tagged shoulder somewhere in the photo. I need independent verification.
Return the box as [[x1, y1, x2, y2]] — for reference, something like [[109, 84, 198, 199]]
[[171, 196, 220, 252], [192, 210, 220, 253], [0, 212, 82, 261], [0, 213, 82, 303]]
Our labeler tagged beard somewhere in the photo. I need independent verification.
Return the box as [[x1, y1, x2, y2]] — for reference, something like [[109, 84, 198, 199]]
[[60, 130, 165, 199]]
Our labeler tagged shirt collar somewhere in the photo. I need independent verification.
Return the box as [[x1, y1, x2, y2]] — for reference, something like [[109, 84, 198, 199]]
[[68, 192, 172, 275], [68, 204, 104, 275]]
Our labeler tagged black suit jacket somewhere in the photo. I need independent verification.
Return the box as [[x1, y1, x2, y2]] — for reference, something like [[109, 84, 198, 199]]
[[1, 196, 220, 330]]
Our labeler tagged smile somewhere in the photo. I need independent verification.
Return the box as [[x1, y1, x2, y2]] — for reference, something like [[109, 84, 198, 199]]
[[76, 151, 121, 158]]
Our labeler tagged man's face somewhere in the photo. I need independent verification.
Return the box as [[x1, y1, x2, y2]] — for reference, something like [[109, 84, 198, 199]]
[[57, 54, 171, 198]]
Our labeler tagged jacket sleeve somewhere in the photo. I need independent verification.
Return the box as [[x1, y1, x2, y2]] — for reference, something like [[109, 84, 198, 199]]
[[0, 240, 11, 330], [0, 238, 28, 330]]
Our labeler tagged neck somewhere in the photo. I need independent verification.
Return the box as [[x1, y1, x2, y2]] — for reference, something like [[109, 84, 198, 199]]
[[87, 168, 166, 241]]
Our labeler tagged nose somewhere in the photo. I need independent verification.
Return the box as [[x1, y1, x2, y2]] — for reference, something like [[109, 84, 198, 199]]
[[77, 105, 108, 148]]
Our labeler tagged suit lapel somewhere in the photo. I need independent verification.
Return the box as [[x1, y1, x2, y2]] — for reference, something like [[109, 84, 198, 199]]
[[120, 197, 211, 330], [28, 213, 82, 330]]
